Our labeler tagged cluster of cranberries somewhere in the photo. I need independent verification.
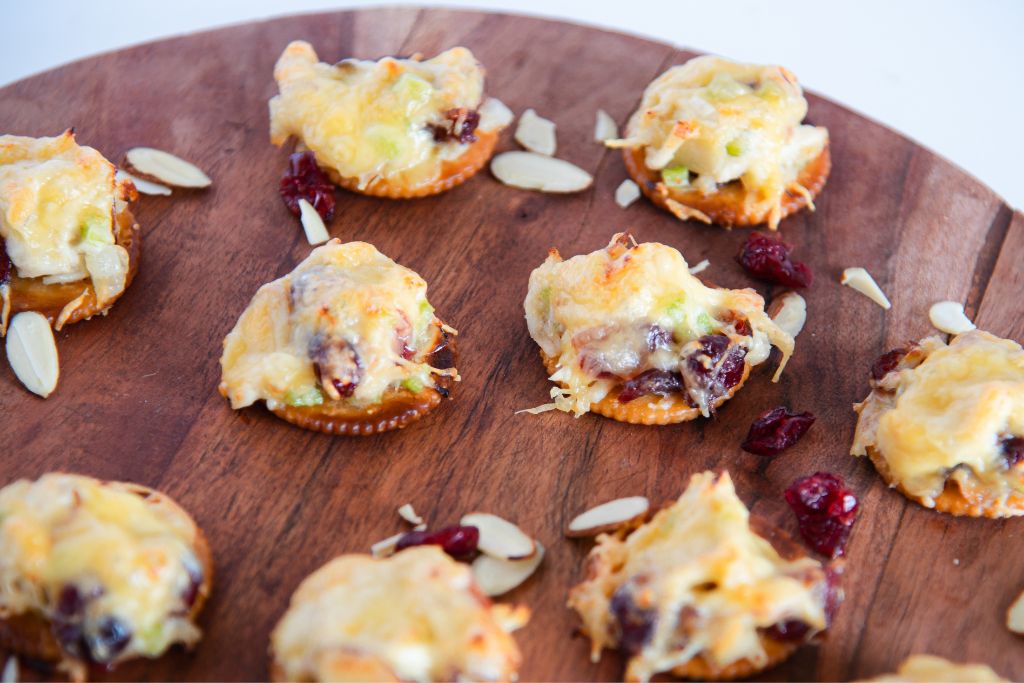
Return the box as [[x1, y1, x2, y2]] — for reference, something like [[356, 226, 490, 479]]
[[427, 107, 481, 144], [617, 334, 746, 407], [736, 232, 813, 288], [279, 151, 336, 221]]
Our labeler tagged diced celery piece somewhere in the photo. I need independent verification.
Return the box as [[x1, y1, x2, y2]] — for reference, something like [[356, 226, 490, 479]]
[[664, 298, 714, 341], [402, 376, 425, 394], [664, 298, 687, 326], [285, 386, 324, 407], [705, 73, 750, 101], [539, 286, 552, 309], [726, 138, 745, 157], [393, 73, 433, 103], [756, 80, 785, 102], [661, 165, 690, 188], [694, 311, 713, 335], [79, 211, 113, 245], [366, 125, 406, 160]]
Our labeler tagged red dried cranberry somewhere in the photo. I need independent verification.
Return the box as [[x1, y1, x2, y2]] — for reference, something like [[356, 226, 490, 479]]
[[646, 324, 673, 351], [56, 585, 85, 618], [309, 335, 362, 400], [742, 407, 816, 456], [280, 151, 336, 222], [396, 525, 479, 561], [610, 586, 656, 655], [785, 473, 858, 558], [428, 108, 480, 144], [736, 232, 813, 288], [0, 238, 10, 286], [764, 619, 810, 642], [733, 318, 752, 337], [683, 335, 748, 410], [180, 563, 204, 611], [618, 369, 684, 402], [1001, 435, 1024, 467], [870, 348, 906, 381]]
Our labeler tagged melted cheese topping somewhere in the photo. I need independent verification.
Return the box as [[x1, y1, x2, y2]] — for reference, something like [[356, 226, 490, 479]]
[[0, 132, 130, 304], [568, 472, 827, 682], [852, 331, 1024, 504], [270, 41, 492, 190], [524, 234, 793, 416], [609, 56, 827, 227], [865, 655, 1006, 682], [271, 547, 526, 682], [0, 474, 203, 665], [220, 239, 449, 409]]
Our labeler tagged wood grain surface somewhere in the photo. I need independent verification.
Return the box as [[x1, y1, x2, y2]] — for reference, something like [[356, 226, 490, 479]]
[[1, 8, 1022, 681]]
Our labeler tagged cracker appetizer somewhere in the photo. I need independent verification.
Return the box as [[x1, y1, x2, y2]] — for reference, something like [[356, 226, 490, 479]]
[[852, 330, 1024, 517], [269, 546, 528, 682], [0, 131, 140, 333], [270, 41, 509, 198], [523, 233, 793, 423], [0, 473, 211, 680], [862, 655, 1006, 682], [219, 239, 458, 435], [568, 471, 839, 682], [608, 55, 830, 229]]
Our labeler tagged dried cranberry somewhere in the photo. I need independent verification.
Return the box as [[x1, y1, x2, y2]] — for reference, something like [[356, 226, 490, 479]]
[[646, 324, 673, 351], [683, 335, 748, 410], [181, 563, 204, 611], [87, 616, 131, 663], [733, 318, 752, 337], [309, 335, 362, 400], [428, 108, 480, 144], [280, 151, 336, 222], [618, 369, 683, 402], [396, 525, 479, 561], [784, 473, 858, 558], [0, 238, 10, 286], [764, 619, 810, 642], [742, 407, 816, 456], [56, 585, 85, 618], [610, 586, 655, 655], [736, 232, 813, 288], [1000, 435, 1024, 467], [870, 348, 906, 381]]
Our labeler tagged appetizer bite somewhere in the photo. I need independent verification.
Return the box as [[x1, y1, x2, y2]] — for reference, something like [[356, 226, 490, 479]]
[[608, 56, 830, 229], [270, 41, 510, 199], [523, 233, 793, 424], [0, 473, 211, 679], [862, 655, 1007, 682], [219, 239, 458, 435], [852, 330, 1024, 517], [0, 131, 140, 332], [569, 471, 839, 682], [269, 546, 528, 682]]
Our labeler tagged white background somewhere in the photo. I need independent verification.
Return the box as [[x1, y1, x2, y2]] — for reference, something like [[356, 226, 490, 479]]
[[4, 1, 1022, 208]]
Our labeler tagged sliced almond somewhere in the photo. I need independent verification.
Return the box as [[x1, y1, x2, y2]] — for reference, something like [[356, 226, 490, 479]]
[[514, 109, 556, 156], [115, 169, 172, 196], [298, 199, 330, 245], [471, 542, 544, 596], [567, 496, 649, 537], [124, 147, 211, 188], [768, 291, 807, 339], [594, 110, 618, 142], [460, 512, 535, 560], [1, 656, 16, 683], [397, 503, 423, 526], [490, 152, 592, 193], [477, 97, 515, 132], [841, 267, 891, 310], [6, 312, 58, 398], [614, 179, 640, 208], [664, 197, 711, 224], [929, 300, 976, 335], [371, 531, 405, 558], [1007, 590, 1024, 635], [688, 259, 710, 275]]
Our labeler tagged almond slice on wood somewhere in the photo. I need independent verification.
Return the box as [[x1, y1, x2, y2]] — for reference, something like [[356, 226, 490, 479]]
[[477, 97, 515, 132], [6, 312, 58, 398], [929, 301, 975, 335], [514, 109, 556, 156], [688, 259, 710, 275], [567, 496, 649, 537], [594, 110, 618, 142], [768, 291, 807, 338], [471, 542, 544, 596], [460, 512, 535, 560], [841, 267, 891, 310], [124, 147, 211, 188], [1, 656, 17, 683], [615, 179, 640, 208], [1007, 590, 1024, 635], [371, 531, 405, 558], [115, 169, 172, 196], [398, 504, 423, 526], [490, 152, 592, 193], [298, 199, 330, 245]]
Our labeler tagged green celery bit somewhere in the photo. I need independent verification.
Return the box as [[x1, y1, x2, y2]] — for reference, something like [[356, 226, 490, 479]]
[[726, 138, 745, 157], [285, 386, 324, 407], [79, 212, 113, 245], [661, 165, 690, 188], [366, 125, 405, 160], [664, 298, 687, 326], [539, 286, 552, 309], [705, 73, 750, 101], [756, 81, 784, 102], [402, 376, 425, 394], [693, 311, 713, 336], [393, 73, 433, 103]]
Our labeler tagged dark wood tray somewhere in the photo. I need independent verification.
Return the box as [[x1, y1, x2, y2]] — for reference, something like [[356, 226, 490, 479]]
[[1, 7, 1021, 681]]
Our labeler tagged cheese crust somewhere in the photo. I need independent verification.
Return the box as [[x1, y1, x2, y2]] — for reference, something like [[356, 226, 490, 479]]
[[852, 331, 1024, 516], [270, 547, 528, 682], [568, 471, 830, 682], [269, 41, 507, 196], [523, 233, 793, 419], [0, 474, 211, 679], [608, 56, 829, 229]]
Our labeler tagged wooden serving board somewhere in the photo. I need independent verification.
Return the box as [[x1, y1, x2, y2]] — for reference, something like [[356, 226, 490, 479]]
[[1, 8, 1022, 681]]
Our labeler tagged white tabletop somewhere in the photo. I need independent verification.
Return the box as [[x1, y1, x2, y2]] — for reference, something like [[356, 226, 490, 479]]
[[4, 0, 1022, 208]]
